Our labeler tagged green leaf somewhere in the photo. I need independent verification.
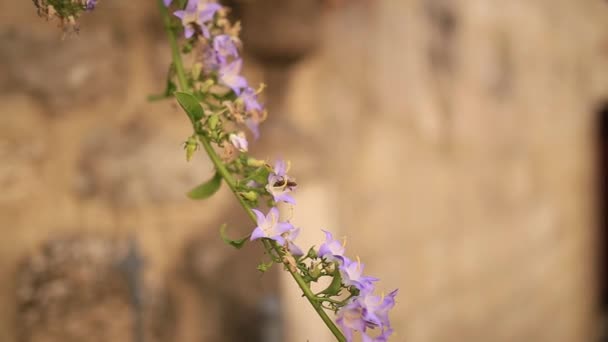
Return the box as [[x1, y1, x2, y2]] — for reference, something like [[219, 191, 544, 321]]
[[175, 91, 204, 122], [220, 224, 250, 249], [318, 271, 343, 297], [187, 172, 222, 200]]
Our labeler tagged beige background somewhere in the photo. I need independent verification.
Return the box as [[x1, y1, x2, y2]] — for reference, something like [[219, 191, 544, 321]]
[[1, 0, 608, 341]]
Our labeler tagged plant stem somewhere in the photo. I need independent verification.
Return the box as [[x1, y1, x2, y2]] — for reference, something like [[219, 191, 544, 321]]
[[157, 1, 346, 341]]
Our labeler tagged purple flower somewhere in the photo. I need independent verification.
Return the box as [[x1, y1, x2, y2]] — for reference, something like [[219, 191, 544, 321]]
[[359, 289, 398, 328], [199, 2, 221, 22], [198, 2, 221, 38], [174, 1, 221, 39], [218, 59, 248, 94], [85, 0, 97, 10], [201, 44, 220, 72], [339, 257, 378, 291], [283, 227, 304, 256], [250, 207, 293, 245], [213, 34, 239, 63], [229, 132, 248, 152], [174, 0, 199, 38], [240, 87, 263, 112], [265, 160, 297, 204], [318, 230, 345, 262], [163, 0, 172, 7], [336, 289, 398, 342], [336, 300, 367, 342]]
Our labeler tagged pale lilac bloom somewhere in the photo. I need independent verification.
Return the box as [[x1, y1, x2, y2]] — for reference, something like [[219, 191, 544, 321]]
[[240, 87, 262, 112], [229, 132, 248, 152], [359, 289, 398, 328], [265, 160, 297, 204], [219, 59, 248, 94], [336, 300, 367, 342], [163, 0, 172, 7], [250, 207, 293, 245], [318, 230, 345, 263], [337, 289, 398, 342], [283, 227, 304, 256], [339, 257, 379, 291], [213, 34, 239, 63], [174, 0, 199, 38], [198, 2, 221, 38], [174, 1, 221, 38], [201, 44, 220, 72], [85, 0, 97, 10]]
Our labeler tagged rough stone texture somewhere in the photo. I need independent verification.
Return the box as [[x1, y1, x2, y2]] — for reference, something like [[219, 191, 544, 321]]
[[15, 236, 174, 342], [0, 0, 607, 341], [278, 1, 608, 341]]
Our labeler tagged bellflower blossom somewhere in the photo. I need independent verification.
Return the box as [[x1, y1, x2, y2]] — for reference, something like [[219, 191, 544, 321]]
[[336, 300, 367, 342], [240, 87, 263, 112], [219, 59, 248, 95], [250, 207, 293, 245], [213, 34, 239, 63], [283, 227, 304, 256], [229, 132, 248, 152], [198, 2, 221, 38], [337, 289, 397, 342], [266, 160, 297, 204], [174, 0, 221, 39], [173, 0, 199, 39], [318, 230, 346, 263], [85, 0, 97, 11], [339, 257, 379, 291]]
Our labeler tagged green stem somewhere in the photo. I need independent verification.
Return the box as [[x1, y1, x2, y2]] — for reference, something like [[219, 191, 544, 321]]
[[157, 2, 346, 341]]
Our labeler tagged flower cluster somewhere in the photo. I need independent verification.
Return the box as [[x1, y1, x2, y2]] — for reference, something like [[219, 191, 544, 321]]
[[33, 0, 97, 32], [162, 1, 397, 340]]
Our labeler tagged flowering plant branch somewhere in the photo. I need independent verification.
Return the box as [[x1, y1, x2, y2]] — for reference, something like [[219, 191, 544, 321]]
[[34, 0, 398, 341]]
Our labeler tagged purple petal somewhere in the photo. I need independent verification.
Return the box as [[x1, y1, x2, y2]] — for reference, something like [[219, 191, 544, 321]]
[[163, 0, 172, 6], [274, 160, 286, 176], [272, 235, 286, 245], [251, 209, 266, 225], [250, 227, 266, 241], [268, 207, 280, 220], [275, 222, 293, 235], [275, 193, 296, 205], [288, 242, 304, 256], [173, 10, 185, 19], [184, 26, 195, 39]]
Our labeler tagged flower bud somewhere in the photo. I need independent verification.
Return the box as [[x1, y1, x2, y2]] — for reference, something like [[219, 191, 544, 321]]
[[207, 114, 219, 130], [239, 191, 258, 201], [247, 158, 265, 167], [183, 136, 198, 161]]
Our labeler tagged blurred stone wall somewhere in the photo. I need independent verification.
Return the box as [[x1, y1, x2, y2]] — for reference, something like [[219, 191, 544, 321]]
[[0, 0, 608, 341], [279, 1, 608, 341]]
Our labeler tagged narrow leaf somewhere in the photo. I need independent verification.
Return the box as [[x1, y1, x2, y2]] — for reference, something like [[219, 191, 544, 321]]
[[187, 172, 222, 200], [175, 91, 204, 122], [318, 271, 343, 296], [220, 224, 250, 249]]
